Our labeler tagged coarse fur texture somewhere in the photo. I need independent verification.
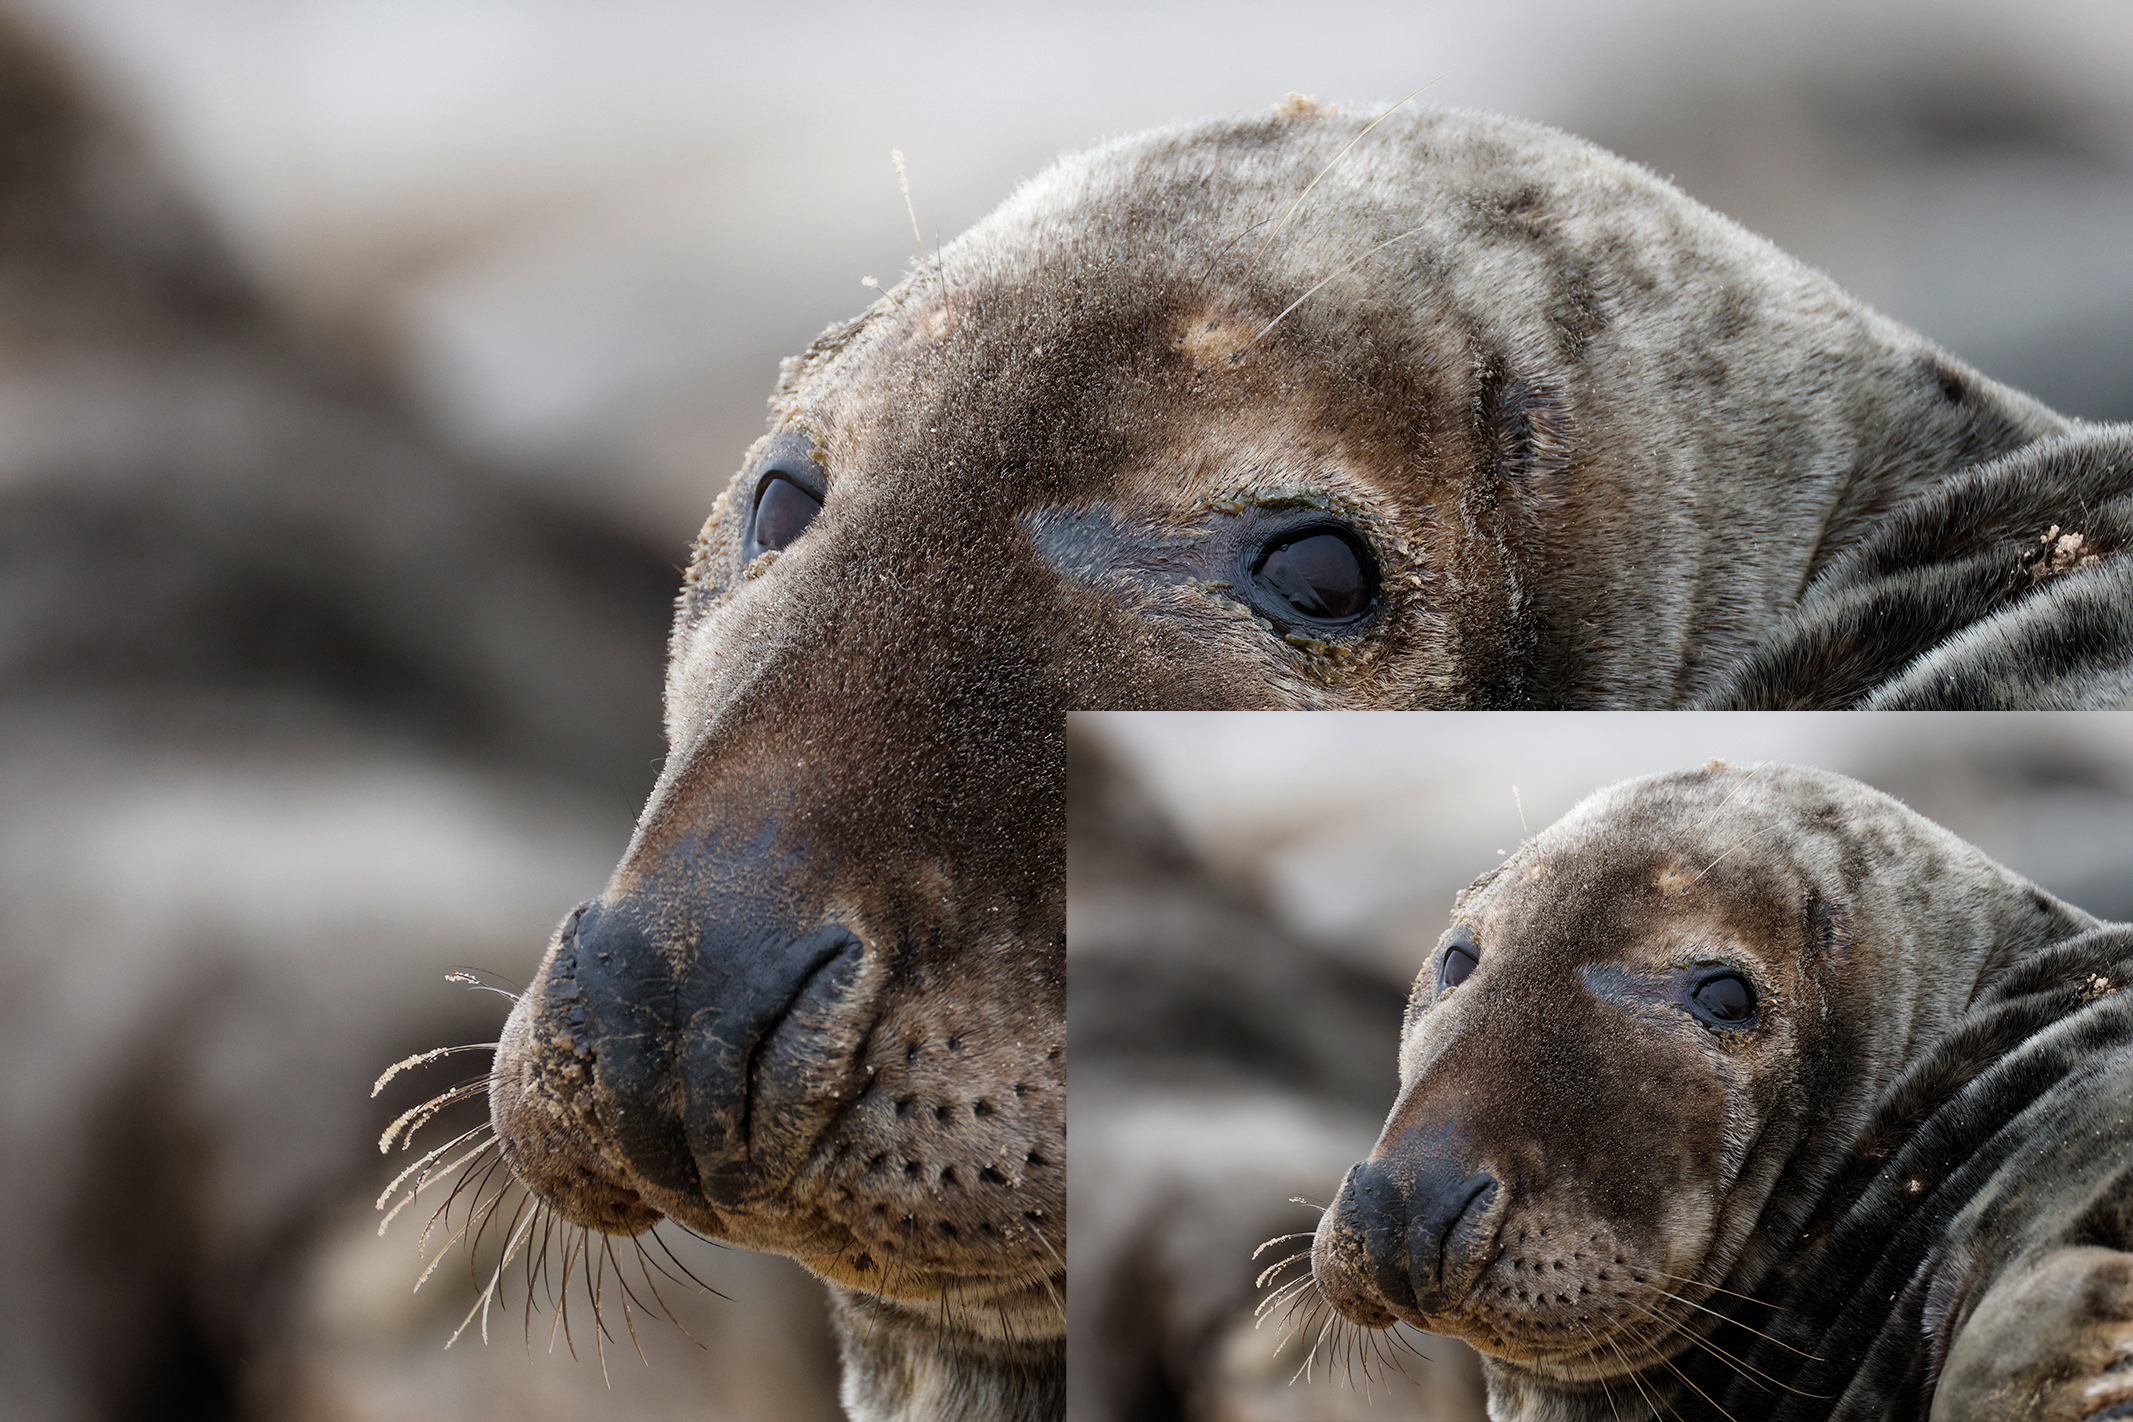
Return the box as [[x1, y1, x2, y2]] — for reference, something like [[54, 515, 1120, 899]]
[[1698, 426, 2133, 709], [1310, 762, 2133, 1420], [488, 99, 2129, 1419]]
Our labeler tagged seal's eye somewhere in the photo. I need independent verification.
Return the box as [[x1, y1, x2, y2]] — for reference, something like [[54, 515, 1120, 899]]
[[1439, 924, 1480, 991], [1687, 971, 1757, 1026], [1246, 526, 1376, 625], [749, 475, 821, 555], [1441, 948, 1478, 989]]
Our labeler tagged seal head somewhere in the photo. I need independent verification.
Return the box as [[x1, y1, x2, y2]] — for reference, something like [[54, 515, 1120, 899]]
[[1311, 762, 2132, 1418]]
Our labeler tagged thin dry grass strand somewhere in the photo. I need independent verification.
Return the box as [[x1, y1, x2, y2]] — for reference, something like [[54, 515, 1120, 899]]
[[1691, 818, 1800, 886], [892, 148, 923, 250], [890, 147, 951, 304]]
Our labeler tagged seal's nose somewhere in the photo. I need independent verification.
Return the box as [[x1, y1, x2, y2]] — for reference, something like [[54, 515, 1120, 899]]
[[567, 897, 866, 1202], [1326, 1130, 1500, 1320], [491, 884, 872, 1217]]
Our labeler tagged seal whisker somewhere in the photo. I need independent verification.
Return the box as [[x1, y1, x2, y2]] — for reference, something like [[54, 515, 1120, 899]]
[[1241, 224, 1432, 356], [1621, 1289, 1831, 1399], [584, 1232, 613, 1386], [1643, 1337, 1739, 1422], [604, 1234, 659, 1365], [371, 1042, 499, 1098], [376, 1127, 495, 1223], [1572, 1320, 1626, 1422], [1241, 80, 1441, 282], [377, 1076, 490, 1153], [1252, 1230, 1318, 1259], [642, 1227, 727, 1300], [1594, 1324, 1673, 1422], [1253, 1268, 1321, 1322], [518, 1202, 551, 1348], [1252, 1246, 1313, 1291], [455, 1156, 523, 1279], [447, 1189, 542, 1348], [413, 1153, 511, 1273], [1644, 1270, 1810, 1329], [1640, 1278, 1823, 1361], [1690, 758, 1776, 837], [444, 967, 522, 1001], [547, 1225, 587, 1357], [1290, 1299, 1348, 1386]]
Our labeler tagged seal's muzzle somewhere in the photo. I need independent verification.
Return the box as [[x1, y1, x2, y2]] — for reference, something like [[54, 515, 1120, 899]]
[[552, 897, 867, 1206], [1332, 1125, 1500, 1322]]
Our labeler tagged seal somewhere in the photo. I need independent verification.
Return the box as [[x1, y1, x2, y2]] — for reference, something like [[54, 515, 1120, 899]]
[[483, 99, 2130, 1421], [1308, 761, 2133, 1420]]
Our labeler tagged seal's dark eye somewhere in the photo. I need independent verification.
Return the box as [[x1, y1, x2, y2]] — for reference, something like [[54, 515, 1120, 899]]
[[750, 475, 821, 555], [1687, 971, 1757, 1026], [1440, 924, 1480, 991], [1247, 527, 1375, 624]]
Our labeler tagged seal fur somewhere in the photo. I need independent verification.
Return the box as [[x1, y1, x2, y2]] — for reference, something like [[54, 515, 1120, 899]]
[[1309, 761, 2133, 1420], [489, 99, 2130, 1422]]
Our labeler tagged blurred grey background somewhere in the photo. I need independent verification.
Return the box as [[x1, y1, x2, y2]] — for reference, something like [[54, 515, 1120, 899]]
[[1069, 712, 2133, 1420], [2, 2, 2131, 1419], [23, 0, 2133, 549]]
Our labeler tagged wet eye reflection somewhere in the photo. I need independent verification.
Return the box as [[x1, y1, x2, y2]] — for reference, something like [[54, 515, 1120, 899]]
[[1249, 528, 1373, 622], [1439, 924, 1480, 991], [1688, 971, 1757, 1025], [752, 475, 821, 553]]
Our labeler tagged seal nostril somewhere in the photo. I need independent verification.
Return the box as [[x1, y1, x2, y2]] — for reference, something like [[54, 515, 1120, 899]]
[[1348, 1144, 1501, 1322], [1406, 1172, 1498, 1309]]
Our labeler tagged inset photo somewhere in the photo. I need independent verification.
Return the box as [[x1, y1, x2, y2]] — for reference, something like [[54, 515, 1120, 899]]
[[1067, 711, 2133, 1422]]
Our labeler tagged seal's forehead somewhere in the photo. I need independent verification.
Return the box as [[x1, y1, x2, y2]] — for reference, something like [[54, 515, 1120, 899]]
[[1543, 762, 1910, 857], [1456, 764, 1904, 942]]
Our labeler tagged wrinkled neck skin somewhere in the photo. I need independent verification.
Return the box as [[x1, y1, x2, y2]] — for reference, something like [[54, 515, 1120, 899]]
[[834, 1290, 1064, 1422], [1451, 766, 2100, 1420]]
